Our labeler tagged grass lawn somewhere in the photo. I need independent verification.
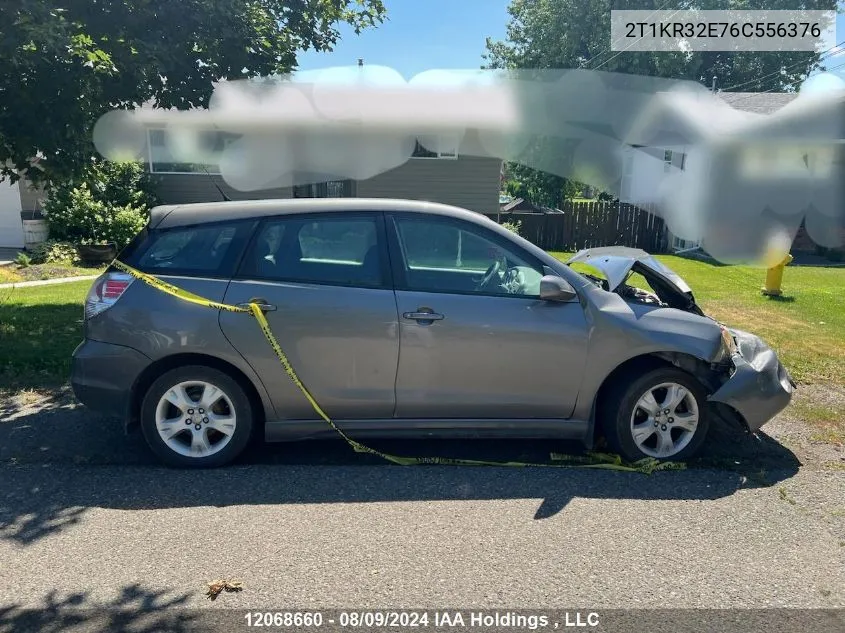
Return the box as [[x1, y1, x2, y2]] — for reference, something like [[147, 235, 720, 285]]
[[0, 280, 90, 389]]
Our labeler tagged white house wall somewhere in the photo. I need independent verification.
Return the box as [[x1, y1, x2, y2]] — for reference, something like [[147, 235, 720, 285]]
[[620, 144, 703, 250], [0, 180, 24, 248], [624, 146, 672, 205]]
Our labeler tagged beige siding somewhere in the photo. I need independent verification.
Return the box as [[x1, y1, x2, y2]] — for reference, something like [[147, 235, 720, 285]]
[[152, 174, 293, 204], [355, 155, 501, 213]]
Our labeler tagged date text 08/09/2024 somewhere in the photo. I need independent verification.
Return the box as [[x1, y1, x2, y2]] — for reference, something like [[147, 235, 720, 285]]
[[242, 611, 600, 629]]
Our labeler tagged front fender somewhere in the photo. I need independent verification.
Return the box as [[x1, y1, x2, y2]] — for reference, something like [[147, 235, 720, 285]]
[[572, 290, 725, 421]]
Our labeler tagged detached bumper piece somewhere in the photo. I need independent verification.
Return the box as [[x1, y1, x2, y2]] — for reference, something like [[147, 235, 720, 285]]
[[708, 330, 795, 432]]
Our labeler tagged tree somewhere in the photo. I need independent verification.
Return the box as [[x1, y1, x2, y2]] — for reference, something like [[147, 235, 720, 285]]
[[487, 0, 836, 87], [0, 0, 386, 184], [504, 169, 577, 208], [486, 0, 838, 203]]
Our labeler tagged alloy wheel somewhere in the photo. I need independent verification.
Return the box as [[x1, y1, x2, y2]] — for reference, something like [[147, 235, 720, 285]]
[[154, 380, 237, 458], [629, 381, 700, 458]]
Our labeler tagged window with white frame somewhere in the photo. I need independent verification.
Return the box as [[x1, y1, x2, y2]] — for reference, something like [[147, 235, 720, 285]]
[[411, 136, 458, 160], [147, 129, 239, 174]]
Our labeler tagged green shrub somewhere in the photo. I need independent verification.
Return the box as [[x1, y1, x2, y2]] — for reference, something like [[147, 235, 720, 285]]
[[43, 160, 155, 248], [29, 240, 80, 265], [87, 160, 157, 210], [14, 252, 32, 268], [501, 220, 522, 236], [110, 204, 149, 247]]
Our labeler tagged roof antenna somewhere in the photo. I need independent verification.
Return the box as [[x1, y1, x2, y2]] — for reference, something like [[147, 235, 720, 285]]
[[202, 165, 231, 202]]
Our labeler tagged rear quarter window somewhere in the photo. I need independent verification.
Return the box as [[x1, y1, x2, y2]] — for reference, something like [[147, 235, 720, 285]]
[[130, 221, 255, 277]]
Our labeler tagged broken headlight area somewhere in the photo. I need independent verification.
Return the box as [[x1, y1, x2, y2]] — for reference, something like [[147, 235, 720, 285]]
[[617, 283, 665, 307], [713, 325, 739, 365], [579, 273, 667, 307]]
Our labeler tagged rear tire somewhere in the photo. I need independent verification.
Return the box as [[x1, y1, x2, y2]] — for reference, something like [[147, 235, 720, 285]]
[[600, 366, 710, 462], [140, 365, 254, 468]]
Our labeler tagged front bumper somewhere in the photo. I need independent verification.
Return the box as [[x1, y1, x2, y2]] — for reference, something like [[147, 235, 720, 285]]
[[71, 339, 151, 420], [708, 329, 795, 432]]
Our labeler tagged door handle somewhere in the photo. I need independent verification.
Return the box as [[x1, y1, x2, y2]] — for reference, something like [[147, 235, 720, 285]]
[[403, 309, 444, 322], [236, 298, 277, 312]]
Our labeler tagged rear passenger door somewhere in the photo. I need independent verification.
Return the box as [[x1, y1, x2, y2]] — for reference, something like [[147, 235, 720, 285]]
[[219, 212, 400, 421]]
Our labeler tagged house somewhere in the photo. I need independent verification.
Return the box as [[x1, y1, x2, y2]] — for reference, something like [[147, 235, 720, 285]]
[[619, 92, 801, 251], [147, 129, 502, 213], [622, 88, 845, 256], [0, 127, 502, 251]]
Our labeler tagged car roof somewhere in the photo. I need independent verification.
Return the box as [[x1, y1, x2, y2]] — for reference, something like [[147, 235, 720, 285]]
[[149, 198, 485, 229]]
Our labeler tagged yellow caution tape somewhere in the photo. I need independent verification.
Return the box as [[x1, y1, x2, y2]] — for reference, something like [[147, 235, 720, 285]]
[[111, 259, 685, 474]]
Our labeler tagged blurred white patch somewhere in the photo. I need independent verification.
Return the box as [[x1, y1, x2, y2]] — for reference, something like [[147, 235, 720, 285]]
[[92, 110, 146, 161], [91, 66, 844, 263], [761, 228, 795, 268], [798, 72, 845, 97]]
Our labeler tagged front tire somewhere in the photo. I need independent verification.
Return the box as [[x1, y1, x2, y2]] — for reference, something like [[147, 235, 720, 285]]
[[601, 367, 710, 462], [140, 365, 254, 468]]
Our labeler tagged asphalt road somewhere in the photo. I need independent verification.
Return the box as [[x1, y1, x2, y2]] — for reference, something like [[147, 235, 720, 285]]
[[1, 389, 843, 630]]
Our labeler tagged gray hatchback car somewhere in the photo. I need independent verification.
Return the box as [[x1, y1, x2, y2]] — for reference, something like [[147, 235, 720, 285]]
[[72, 198, 794, 468]]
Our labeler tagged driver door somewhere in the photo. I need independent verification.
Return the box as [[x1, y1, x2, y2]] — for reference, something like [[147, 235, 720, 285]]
[[387, 213, 589, 420]]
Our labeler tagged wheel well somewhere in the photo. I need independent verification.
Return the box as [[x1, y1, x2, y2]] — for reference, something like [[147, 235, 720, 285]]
[[591, 352, 718, 442], [129, 353, 266, 434]]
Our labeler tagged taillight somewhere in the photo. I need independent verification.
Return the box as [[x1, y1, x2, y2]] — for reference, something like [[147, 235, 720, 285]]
[[84, 272, 134, 319]]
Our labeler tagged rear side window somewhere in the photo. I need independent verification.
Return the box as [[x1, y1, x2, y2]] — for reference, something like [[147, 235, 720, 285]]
[[133, 221, 253, 276], [239, 214, 386, 288]]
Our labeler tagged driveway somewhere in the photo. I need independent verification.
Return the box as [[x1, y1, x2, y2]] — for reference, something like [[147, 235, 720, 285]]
[[1, 388, 843, 630]]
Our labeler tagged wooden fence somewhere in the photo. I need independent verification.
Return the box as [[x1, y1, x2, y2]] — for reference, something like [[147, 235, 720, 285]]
[[486, 202, 668, 253]]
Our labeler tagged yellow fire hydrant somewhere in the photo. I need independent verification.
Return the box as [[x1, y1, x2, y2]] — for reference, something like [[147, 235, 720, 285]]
[[762, 253, 794, 296]]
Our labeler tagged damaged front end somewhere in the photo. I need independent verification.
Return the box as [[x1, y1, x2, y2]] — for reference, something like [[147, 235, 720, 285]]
[[568, 247, 796, 432], [568, 246, 704, 315], [708, 328, 796, 431]]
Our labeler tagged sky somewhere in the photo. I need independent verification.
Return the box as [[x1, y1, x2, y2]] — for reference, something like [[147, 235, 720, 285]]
[[295, 0, 511, 80], [296, 1, 845, 84], [826, 12, 845, 71]]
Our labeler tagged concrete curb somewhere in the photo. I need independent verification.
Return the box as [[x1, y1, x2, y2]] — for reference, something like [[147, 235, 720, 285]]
[[0, 275, 98, 290]]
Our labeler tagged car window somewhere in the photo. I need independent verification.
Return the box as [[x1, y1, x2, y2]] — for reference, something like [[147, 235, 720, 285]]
[[392, 216, 543, 297], [241, 215, 385, 288], [136, 223, 240, 274]]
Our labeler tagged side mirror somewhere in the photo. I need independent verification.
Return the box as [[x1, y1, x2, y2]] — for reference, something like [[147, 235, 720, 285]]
[[539, 275, 577, 302]]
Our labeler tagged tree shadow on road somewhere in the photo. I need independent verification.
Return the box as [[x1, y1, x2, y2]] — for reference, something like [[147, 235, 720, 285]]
[[0, 583, 197, 633], [0, 390, 803, 546]]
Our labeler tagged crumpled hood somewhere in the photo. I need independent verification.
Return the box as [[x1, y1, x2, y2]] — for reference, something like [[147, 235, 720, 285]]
[[567, 246, 692, 293]]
